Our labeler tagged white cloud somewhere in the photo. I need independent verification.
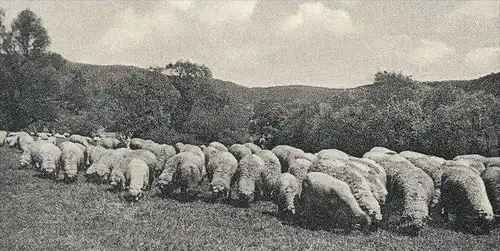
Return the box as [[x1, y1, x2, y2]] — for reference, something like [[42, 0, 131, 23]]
[[465, 47, 500, 71], [409, 39, 455, 66], [282, 2, 355, 35], [438, 1, 499, 32]]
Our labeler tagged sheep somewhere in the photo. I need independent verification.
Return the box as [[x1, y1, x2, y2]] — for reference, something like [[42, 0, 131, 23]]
[[314, 149, 349, 161], [399, 151, 428, 162], [369, 146, 397, 155], [407, 156, 444, 208], [302, 153, 315, 162], [484, 157, 500, 168], [68, 134, 90, 147], [231, 154, 266, 207], [85, 148, 132, 183], [21, 141, 61, 179], [58, 141, 85, 182], [348, 157, 388, 206], [243, 143, 261, 154], [129, 138, 147, 149], [254, 150, 282, 199], [208, 141, 228, 152], [17, 132, 34, 152], [111, 149, 158, 188], [288, 158, 312, 181], [157, 151, 205, 200], [95, 137, 120, 149], [149, 144, 177, 173], [310, 157, 382, 230], [481, 166, 500, 218], [0, 130, 6, 146], [348, 157, 387, 187], [86, 145, 107, 166], [454, 154, 487, 163], [54, 133, 66, 139], [365, 153, 434, 236], [208, 152, 238, 199], [271, 145, 306, 172], [5, 133, 18, 147], [299, 172, 371, 232], [36, 132, 51, 140], [110, 158, 150, 202], [203, 146, 222, 181], [272, 173, 302, 217], [175, 143, 205, 164], [441, 165, 494, 234], [229, 144, 252, 162]]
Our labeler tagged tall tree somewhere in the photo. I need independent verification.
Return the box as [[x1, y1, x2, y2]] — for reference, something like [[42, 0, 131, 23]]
[[6, 9, 50, 58]]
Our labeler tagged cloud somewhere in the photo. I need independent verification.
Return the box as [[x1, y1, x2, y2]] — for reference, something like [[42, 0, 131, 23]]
[[409, 39, 455, 67], [438, 1, 499, 32], [281, 2, 355, 35], [465, 47, 500, 72]]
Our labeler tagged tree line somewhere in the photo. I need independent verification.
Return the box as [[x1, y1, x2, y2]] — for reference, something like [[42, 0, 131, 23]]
[[1, 9, 499, 159]]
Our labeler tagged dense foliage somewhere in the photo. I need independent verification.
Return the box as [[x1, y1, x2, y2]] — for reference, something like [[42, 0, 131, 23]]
[[1, 8, 500, 159]]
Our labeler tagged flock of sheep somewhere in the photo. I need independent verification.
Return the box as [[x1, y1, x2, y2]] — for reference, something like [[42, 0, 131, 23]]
[[1, 130, 499, 237]]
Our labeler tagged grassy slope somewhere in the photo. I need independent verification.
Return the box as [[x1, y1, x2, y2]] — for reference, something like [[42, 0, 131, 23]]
[[1, 146, 499, 251]]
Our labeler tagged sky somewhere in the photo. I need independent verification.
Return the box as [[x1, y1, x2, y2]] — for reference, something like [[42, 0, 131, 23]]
[[1, 1, 499, 88]]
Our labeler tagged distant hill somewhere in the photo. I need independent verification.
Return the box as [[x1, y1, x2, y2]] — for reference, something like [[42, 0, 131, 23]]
[[425, 72, 500, 96]]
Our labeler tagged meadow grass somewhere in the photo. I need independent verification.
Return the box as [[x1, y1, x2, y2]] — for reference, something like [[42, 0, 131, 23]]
[[0, 146, 499, 250]]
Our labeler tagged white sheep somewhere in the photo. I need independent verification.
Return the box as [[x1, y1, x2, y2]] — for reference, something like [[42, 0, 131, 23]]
[[68, 134, 90, 148], [85, 148, 132, 183], [348, 157, 388, 206], [369, 146, 397, 155], [111, 149, 158, 189], [310, 157, 382, 230], [231, 154, 266, 206], [203, 146, 222, 181], [58, 141, 85, 182], [111, 158, 150, 202], [208, 141, 228, 152], [254, 150, 282, 198], [365, 152, 434, 236], [20, 141, 61, 179], [243, 143, 261, 154], [441, 164, 494, 234], [272, 173, 302, 216], [229, 144, 252, 162], [271, 145, 306, 172], [175, 143, 206, 166], [86, 145, 107, 167], [481, 166, 500, 218], [299, 172, 371, 232], [208, 151, 239, 199], [17, 132, 34, 152], [0, 130, 8, 146], [288, 158, 312, 181], [314, 149, 349, 161], [95, 137, 120, 149], [157, 151, 205, 199]]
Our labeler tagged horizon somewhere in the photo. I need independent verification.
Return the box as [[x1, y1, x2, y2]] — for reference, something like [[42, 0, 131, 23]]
[[1, 1, 499, 88]]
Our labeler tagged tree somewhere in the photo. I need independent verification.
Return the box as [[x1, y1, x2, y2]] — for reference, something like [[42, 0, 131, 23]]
[[5, 9, 50, 58], [164, 60, 212, 79]]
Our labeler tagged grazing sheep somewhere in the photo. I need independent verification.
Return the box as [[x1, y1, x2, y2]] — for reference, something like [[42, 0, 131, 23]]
[[271, 145, 306, 172], [175, 143, 205, 165], [129, 138, 147, 149], [254, 150, 282, 199], [229, 144, 252, 162], [158, 152, 205, 199], [231, 154, 266, 206], [484, 157, 500, 168], [54, 133, 66, 139], [310, 158, 382, 229], [203, 147, 224, 180], [369, 146, 397, 155], [481, 166, 500, 218], [111, 158, 150, 202], [441, 165, 494, 234], [407, 156, 444, 208], [17, 132, 34, 152], [299, 172, 371, 231], [243, 143, 261, 154], [273, 173, 302, 216], [95, 137, 120, 149], [454, 154, 487, 163], [302, 153, 315, 162], [208, 141, 228, 152], [68, 134, 90, 147], [58, 141, 85, 182], [208, 152, 239, 199], [112, 149, 158, 187], [314, 149, 349, 161], [21, 141, 61, 179], [399, 151, 428, 162], [348, 157, 388, 206], [365, 152, 434, 236], [348, 157, 387, 187], [86, 145, 107, 166], [0, 130, 7, 146], [288, 158, 312, 181], [85, 148, 132, 183]]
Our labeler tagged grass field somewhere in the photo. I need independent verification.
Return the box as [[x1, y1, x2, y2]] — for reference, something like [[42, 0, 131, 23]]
[[1, 146, 499, 251]]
